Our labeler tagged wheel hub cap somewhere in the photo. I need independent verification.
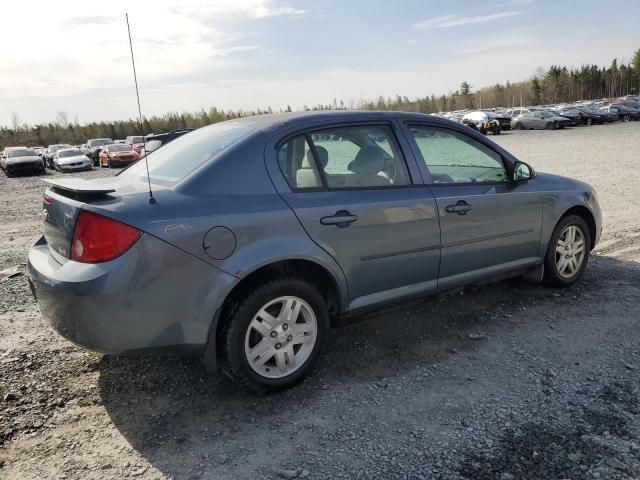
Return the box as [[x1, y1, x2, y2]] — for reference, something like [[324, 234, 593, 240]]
[[244, 296, 317, 379], [555, 225, 586, 279]]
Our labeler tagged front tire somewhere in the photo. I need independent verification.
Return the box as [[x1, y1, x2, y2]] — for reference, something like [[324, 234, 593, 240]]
[[543, 215, 591, 287], [219, 278, 329, 393]]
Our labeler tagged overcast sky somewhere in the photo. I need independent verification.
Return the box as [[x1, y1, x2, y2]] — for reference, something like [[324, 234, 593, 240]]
[[2, 0, 638, 125]]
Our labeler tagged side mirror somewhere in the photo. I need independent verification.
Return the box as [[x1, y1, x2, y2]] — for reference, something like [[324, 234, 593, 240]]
[[513, 161, 533, 182]]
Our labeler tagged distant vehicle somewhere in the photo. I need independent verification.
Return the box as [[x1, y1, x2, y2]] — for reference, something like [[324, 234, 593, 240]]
[[53, 147, 93, 172], [43, 144, 72, 169], [27, 111, 602, 392], [591, 106, 619, 123], [32, 146, 46, 156], [609, 104, 640, 121], [461, 111, 501, 135], [1, 147, 44, 176], [505, 107, 541, 118], [86, 138, 114, 165], [549, 108, 582, 126], [138, 129, 194, 157], [98, 144, 140, 168], [512, 110, 570, 130], [573, 106, 607, 125], [125, 135, 145, 153]]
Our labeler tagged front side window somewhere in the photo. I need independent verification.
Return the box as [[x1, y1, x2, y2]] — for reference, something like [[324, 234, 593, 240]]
[[409, 125, 507, 184], [309, 125, 411, 189]]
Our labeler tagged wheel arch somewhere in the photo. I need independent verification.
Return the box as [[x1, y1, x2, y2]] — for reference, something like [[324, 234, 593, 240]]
[[202, 257, 345, 372], [558, 205, 597, 251]]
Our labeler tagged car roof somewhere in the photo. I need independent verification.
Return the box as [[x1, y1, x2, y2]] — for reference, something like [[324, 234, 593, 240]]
[[227, 110, 463, 132]]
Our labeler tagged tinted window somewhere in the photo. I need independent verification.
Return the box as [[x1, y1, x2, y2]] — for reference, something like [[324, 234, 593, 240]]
[[409, 126, 507, 184], [308, 125, 411, 189], [121, 121, 258, 183], [277, 135, 321, 190]]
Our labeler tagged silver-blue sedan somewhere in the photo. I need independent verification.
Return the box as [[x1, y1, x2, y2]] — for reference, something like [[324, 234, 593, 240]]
[[27, 111, 602, 392]]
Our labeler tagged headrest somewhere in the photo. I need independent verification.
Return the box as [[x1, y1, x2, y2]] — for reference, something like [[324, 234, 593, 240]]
[[348, 146, 384, 174], [305, 146, 328, 169]]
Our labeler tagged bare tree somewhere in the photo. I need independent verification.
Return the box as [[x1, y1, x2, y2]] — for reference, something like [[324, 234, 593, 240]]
[[56, 111, 69, 127], [11, 112, 22, 132]]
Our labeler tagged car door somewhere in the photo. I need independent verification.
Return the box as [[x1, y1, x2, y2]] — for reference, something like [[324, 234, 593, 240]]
[[405, 123, 542, 290], [272, 122, 441, 311]]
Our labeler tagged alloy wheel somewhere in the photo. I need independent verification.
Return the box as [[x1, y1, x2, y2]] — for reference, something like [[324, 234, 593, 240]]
[[555, 225, 586, 279], [244, 296, 317, 379]]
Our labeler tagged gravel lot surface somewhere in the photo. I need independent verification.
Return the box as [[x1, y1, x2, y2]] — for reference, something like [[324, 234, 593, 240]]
[[1, 123, 639, 480]]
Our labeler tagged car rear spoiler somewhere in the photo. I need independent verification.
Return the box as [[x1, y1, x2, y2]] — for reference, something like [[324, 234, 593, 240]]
[[42, 178, 116, 195]]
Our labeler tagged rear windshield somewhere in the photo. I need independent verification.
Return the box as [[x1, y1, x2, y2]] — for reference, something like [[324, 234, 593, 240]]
[[8, 149, 36, 158], [121, 122, 258, 183], [129, 136, 144, 143], [144, 139, 162, 152]]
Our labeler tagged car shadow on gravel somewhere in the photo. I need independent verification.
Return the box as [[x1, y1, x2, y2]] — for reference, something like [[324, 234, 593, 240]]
[[97, 255, 640, 479]]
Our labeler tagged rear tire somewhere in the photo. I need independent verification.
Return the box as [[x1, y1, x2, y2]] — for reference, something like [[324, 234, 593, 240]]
[[515, 122, 524, 130], [543, 215, 591, 288], [219, 277, 329, 393]]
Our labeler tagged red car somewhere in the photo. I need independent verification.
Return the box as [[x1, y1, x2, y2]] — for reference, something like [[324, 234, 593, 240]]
[[99, 144, 140, 168]]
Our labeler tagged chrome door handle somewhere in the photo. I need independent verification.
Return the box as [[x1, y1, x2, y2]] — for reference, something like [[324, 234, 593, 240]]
[[320, 210, 358, 228], [445, 201, 472, 215]]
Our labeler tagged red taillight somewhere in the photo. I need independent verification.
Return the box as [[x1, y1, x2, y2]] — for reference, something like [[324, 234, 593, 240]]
[[43, 193, 53, 205], [71, 210, 142, 263]]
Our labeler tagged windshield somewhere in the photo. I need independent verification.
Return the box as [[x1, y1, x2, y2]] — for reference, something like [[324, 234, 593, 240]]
[[122, 122, 258, 184], [88, 139, 113, 147], [108, 144, 132, 152], [58, 149, 83, 158], [8, 149, 36, 158]]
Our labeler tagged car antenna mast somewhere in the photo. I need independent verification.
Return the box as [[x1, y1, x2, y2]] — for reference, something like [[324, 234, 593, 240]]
[[126, 13, 155, 204]]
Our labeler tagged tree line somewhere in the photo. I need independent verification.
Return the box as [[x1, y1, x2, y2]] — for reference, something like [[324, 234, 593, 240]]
[[2, 48, 639, 148]]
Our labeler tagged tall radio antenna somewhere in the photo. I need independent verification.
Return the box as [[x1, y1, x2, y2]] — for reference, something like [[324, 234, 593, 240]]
[[126, 13, 155, 204]]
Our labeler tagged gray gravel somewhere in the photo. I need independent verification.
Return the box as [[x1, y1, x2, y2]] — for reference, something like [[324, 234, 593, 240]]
[[1, 122, 639, 479]]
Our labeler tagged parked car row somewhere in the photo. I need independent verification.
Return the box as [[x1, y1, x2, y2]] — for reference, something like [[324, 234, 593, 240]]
[[1, 128, 194, 177], [436, 95, 640, 134]]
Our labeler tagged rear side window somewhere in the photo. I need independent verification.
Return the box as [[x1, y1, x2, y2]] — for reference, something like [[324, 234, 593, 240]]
[[121, 122, 258, 183], [277, 135, 322, 190], [310, 125, 411, 189], [409, 125, 507, 184], [277, 125, 411, 190]]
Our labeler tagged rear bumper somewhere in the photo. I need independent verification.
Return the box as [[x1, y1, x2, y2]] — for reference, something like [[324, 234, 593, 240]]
[[27, 234, 236, 354]]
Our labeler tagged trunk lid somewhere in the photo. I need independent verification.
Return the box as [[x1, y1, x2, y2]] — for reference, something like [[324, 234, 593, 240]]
[[41, 176, 156, 261]]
